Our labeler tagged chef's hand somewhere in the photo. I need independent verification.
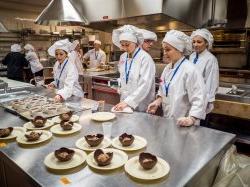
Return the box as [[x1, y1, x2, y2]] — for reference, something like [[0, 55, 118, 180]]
[[113, 101, 128, 111], [177, 116, 196, 127], [146, 97, 162, 114], [47, 83, 55, 89], [54, 94, 63, 103]]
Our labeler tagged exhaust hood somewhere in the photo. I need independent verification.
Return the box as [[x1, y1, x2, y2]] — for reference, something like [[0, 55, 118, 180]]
[[70, 0, 212, 32], [36, 0, 249, 31], [35, 0, 88, 26]]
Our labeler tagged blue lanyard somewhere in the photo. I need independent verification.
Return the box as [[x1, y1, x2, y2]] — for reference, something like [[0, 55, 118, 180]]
[[95, 51, 98, 60], [125, 48, 141, 84], [164, 58, 186, 96], [56, 59, 68, 88], [193, 53, 199, 64]]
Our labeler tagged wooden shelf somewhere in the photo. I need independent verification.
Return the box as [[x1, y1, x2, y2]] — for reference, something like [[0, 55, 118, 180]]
[[211, 48, 246, 54]]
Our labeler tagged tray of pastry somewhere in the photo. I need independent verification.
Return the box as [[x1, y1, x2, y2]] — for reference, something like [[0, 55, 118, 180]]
[[1, 95, 72, 120]]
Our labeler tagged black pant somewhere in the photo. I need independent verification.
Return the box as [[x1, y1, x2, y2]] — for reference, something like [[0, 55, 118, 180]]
[[34, 69, 44, 77], [200, 113, 211, 127]]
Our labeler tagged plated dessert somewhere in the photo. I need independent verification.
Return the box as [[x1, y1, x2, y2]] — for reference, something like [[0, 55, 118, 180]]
[[60, 121, 74, 131], [0, 127, 13, 138], [44, 147, 87, 170], [94, 149, 113, 166], [119, 133, 135, 147], [51, 112, 79, 124], [75, 134, 112, 151], [0, 127, 26, 140], [125, 152, 170, 180], [54, 147, 75, 162], [50, 123, 82, 135], [112, 133, 147, 151], [23, 117, 54, 130], [59, 111, 73, 121], [86, 148, 128, 170], [85, 134, 104, 147], [31, 116, 47, 128], [16, 130, 52, 145], [139, 152, 157, 170], [25, 131, 43, 141]]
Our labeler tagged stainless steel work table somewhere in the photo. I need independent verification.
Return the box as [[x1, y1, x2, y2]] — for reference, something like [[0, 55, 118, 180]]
[[0, 98, 236, 187]]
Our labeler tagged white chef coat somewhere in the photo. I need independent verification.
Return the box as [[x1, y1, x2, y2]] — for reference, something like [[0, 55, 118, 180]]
[[69, 50, 84, 75], [25, 51, 43, 73], [189, 49, 219, 113], [157, 57, 206, 120], [118, 47, 155, 112], [51, 58, 84, 100], [83, 49, 106, 68]]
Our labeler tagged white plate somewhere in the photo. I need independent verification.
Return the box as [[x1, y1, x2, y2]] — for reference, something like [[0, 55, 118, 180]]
[[51, 115, 80, 124], [44, 148, 87, 170], [91, 112, 116, 122], [23, 120, 54, 130], [125, 156, 170, 180], [111, 106, 133, 114], [75, 137, 112, 151], [86, 148, 128, 170], [0, 127, 26, 140], [50, 123, 82, 135], [16, 130, 52, 145], [112, 135, 147, 151]]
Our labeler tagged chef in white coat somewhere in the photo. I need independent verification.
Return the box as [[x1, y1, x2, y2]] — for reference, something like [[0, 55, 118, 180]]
[[139, 29, 157, 52], [47, 39, 84, 102], [112, 25, 156, 112], [83, 40, 106, 68], [190, 29, 219, 115], [69, 40, 84, 80], [147, 30, 206, 126], [24, 44, 44, 77]]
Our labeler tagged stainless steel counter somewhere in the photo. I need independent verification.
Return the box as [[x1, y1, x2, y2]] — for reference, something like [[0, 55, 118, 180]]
[[82, 70, 117, 78], [0, 88, 236, 187], [216, 83, 250, 104]]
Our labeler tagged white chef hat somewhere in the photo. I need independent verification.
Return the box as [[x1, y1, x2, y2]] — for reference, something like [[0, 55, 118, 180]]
[[139, 29, 157, 41], [162, 30, 192, 55], [94, 40, 102, 45], [11, 44, 22, 52], [112, 25, 144, 48], [191, 28, 214, 49], [48, 39, 72, 57], [24, 44, 35, 52], [69, 40, 80, 51]]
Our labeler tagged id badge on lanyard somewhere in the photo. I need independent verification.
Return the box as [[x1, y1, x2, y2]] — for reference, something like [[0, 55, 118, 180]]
[[56, 59, 68, 88], [164, 58, 186, 96], [125, 48, 141, 84]]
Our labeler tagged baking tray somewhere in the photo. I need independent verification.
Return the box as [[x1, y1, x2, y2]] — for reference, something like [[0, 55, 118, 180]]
[[1, 95, 89, 120]]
